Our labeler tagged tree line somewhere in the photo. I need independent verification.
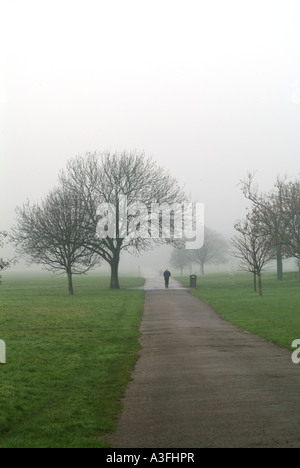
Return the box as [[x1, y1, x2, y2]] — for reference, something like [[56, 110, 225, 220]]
[[170, 172, 300, 297], [1, 153, 299, 296], [231, 173, 300, 296], [169, 226, 228, 276], [9, 151, 187, 294]]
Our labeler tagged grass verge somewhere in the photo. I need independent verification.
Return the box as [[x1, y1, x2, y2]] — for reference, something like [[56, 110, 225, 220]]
[[177, 272, 300, 351], [0, 274, 144, 448]]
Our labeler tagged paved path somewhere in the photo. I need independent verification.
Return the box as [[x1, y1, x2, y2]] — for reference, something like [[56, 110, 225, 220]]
[[105, 275, 300, 448]]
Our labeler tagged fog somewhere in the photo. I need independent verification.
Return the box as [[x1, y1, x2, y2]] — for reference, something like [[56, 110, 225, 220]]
[[1, 0, 300, 274]]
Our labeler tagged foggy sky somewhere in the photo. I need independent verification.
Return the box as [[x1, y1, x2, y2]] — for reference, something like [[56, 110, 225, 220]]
[[1, 0, 300, 269]]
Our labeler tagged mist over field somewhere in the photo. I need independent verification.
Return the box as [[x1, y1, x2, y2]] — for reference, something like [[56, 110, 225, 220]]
[[1, 0, 300, 275]]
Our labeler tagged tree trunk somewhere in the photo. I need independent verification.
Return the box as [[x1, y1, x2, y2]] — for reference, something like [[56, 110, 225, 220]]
[[67, 270, 74, 295], [276, 244, 283, 281], [200, 263, 205, 276], [257, 272, 263, 297], [253, 272, 257, 292], [110, 255, 120, 289]]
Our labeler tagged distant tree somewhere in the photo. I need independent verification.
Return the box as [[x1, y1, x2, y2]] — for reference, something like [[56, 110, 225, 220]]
[[60, 151, 188, 289], [0, 232, 16, 284], [12, 186, 100, 295], [191, 227, 228, 276], [170, 247, 190, 276], [231, 209, 276, 296], [0, 232, 11, 273], [275, 179, 300, 262], [240, 173, 290, 281]]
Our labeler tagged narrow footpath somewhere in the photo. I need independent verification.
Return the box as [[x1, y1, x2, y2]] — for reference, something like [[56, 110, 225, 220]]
[[105, 275, 300, 448]]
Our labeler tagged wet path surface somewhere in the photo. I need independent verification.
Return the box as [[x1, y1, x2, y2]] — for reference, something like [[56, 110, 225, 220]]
[[105, 276, 300, 448]]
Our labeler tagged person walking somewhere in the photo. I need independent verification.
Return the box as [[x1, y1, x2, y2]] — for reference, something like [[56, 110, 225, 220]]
[[163, 269, 171, 288]]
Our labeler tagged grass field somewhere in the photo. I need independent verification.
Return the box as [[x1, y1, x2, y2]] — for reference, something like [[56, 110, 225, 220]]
[[178, 271, 300, 351], [0, 274, 144, 448], [1, 270, 299, 448]]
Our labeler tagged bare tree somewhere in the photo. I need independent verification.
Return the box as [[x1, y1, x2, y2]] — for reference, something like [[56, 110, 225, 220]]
[[239, 173, 290, 280], [191, 227, 228, 276], [276, 179, 300, 261], [60, 151, 188, 289], [170, 247, 190, 276], [241, 174, 300, 277], [12, 186, 100, 295], [231, 209, 276, 296], [0, 232, 16, 284]]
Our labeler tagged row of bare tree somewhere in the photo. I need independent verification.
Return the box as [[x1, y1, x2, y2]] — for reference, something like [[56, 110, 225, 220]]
[[231, 173, 300, 296], [2, 152, 298, 296], [170, 173, 300, 296], [10, 151, 187, 294], [170, 227, 228, 276]]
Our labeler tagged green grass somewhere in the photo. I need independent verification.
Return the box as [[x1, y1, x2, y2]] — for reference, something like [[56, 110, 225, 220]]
[[178, 271, 300, 351], [0, 274, 145, 448], [2, 271, 299, 447]]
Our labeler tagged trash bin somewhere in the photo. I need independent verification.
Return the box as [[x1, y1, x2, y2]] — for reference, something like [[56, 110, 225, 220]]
[[190, 274, 197, 288]]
